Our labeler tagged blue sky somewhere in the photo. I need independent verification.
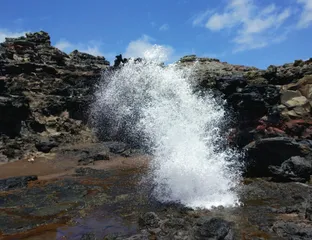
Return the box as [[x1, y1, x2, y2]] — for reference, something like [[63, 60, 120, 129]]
[[0, 0, 311, 69]]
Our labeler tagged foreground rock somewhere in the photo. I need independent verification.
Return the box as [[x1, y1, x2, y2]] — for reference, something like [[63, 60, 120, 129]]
[[193, 217, 234, 240], [0, 152, 312, 239]]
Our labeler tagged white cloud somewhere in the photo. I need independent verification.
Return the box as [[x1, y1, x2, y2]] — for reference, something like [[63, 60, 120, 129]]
[[124, 35, 174, 62], [159, 23, 170, 31], [192, 9, 214, 26], [0, 29, 26, 43], [205, 13, 234, 31], [55, 39, 72, 50], [297, 0, 312, 28], [54, 39, 104, 56], [194, 0, 293, 52]]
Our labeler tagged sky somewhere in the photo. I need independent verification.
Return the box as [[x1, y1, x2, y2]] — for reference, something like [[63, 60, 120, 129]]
[[0, 0, 312, 69]]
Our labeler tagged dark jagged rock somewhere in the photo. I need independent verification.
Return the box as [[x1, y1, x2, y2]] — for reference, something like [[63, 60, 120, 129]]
[[139, 212, 161, 229], [228, 85, 280, 122], [264, 59, 312, 85], [114, 54, 128, 67], [193, 217, 234, 240], [0, 175, 37, 190], [0, 31, 110, 161], [273, 221, 312, 240], [35, 138, 59, 153], [0, 95, 30, 137], [244, 137, 312, 177], [215, 76, 247, 96], [68, 50, 110, 68], [269, 156, 312, 182]]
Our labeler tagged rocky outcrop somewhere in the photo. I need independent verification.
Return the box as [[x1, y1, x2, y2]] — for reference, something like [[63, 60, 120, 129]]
[[0, 31, 110, 161], [133, 211, 234, 240], [193, 217, 234, 240], [269, 156, 312, 182], [244, 137, 312, 177], [179, 55, 312, 180]]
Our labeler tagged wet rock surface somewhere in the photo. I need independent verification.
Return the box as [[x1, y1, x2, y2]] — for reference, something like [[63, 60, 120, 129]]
[[0, 175, 37, 190], [0, 172, 308, 240]]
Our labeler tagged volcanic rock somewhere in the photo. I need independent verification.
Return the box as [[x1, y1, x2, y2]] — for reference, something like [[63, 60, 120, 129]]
[[269, 156, 312, 182], [244, 137, 312, 177], [35, 137, 59, 153], [139, 212, 161, 228], [0, 31, 110, 161], [193, 217, 234, 240]]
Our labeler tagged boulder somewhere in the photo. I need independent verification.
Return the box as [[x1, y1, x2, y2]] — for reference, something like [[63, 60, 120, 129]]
[[244, 137, 311, 177], [269, 156, 312, 182], [228, 85, 280, 121], [139, 212, 161, 229], [193, 217, 234, 240], [281, 90, 303, 105], [35, 138, 59, 153], [284, 96, 308, 108]]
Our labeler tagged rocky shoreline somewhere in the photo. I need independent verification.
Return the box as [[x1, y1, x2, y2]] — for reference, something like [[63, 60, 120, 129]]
[[1, 31, 312, 239]]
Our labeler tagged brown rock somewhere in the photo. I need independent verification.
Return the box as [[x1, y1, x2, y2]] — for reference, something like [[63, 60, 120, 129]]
[[281, 90, 302, 105], [284, 96, 308, 108]]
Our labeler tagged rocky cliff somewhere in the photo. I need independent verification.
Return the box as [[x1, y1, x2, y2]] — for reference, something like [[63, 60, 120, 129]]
[[0, 31, 109, 162], [179, 55, 312, 180]]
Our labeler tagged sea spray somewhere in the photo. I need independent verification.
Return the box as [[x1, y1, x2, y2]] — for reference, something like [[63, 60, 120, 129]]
[[92, 50, 241, 209]]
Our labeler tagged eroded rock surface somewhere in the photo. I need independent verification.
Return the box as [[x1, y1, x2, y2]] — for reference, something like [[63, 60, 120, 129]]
[[0, 31, 110, 161], [178, 55, 312, 180]]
